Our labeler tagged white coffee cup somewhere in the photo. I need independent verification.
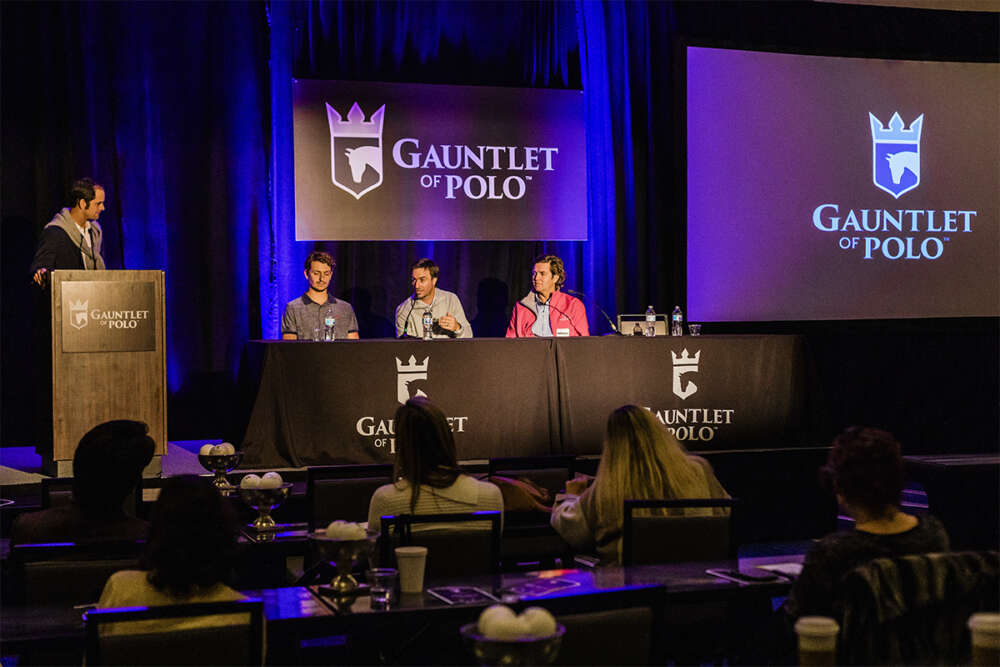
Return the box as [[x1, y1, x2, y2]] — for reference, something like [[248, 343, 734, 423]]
[[968, 613, 1000, 666], [395, 546, 428, 593], [794, 616, 839, 666]]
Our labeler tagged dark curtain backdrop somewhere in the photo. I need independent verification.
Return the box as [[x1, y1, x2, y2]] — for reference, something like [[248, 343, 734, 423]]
[[2, 1, 996, 446]]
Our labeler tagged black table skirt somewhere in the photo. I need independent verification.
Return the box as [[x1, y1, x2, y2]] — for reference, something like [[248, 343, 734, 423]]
[[237, 335, 825, 468]]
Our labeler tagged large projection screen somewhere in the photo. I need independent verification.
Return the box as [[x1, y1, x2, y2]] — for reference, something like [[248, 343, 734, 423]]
[[294, 80, 587, 241], [686, 47, 999, 321]]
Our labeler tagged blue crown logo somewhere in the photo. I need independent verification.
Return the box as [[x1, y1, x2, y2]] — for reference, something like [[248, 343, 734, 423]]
[[869, 111, 923, 199], [869, 112, 923, 143]]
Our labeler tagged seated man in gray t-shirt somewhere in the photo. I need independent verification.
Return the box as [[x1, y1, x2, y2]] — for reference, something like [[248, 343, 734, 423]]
[[281, 251, 359, 340]]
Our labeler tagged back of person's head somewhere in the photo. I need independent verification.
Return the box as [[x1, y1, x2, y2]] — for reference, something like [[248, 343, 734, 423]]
[[825, 426, 904, 515], [72, 420, 155, 513], [142, 475, 237, 597], [393, 397, 460, 512], [594, 405, 711, 525]]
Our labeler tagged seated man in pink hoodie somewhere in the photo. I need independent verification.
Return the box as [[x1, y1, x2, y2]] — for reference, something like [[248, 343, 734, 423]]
[[506, 254, 588, 337]]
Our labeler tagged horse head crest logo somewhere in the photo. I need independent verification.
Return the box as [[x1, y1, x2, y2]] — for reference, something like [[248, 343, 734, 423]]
[[869, 111, 923, 199], [69, 299, 89, 330], [326, 101, 385, 199], [671, 348, 700, 401], [396, 355, 429, 405]]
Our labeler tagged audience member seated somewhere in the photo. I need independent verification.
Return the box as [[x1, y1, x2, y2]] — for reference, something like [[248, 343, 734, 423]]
[[366, 397, 503, 534], [550, 404, 729, 565], [10, 420, 154, 547], [783, 426, 950, 620], [96, 476, 245, 634]]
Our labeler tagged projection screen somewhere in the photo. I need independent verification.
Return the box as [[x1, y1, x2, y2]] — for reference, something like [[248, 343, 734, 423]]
[[686, 46, 999, 321]]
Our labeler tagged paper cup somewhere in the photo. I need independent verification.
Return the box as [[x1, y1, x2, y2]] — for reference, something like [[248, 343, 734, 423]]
[[969, 613, 1000, 666], [794, 616, 839, 666], [395, 546, 428, 593]]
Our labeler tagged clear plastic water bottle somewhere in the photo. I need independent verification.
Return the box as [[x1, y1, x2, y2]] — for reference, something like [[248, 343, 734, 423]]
[[644, 305, 656, 337], [671, 306, 684, 336], [422, 309, 433, 340], [324, 315, 335, 341]]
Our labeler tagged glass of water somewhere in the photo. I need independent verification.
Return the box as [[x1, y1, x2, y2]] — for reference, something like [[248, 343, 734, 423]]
[[367, 567, 397, 610]]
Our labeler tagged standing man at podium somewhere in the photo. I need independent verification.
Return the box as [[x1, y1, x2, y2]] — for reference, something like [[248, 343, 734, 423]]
[[30, 177, 107, 286]]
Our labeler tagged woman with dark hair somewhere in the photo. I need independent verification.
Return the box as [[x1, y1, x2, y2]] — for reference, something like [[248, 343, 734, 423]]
[[551, 404, 729, 565], [366, 397, 502, 534], [783, 426, 950, 619], [97, 476, 245, 632]]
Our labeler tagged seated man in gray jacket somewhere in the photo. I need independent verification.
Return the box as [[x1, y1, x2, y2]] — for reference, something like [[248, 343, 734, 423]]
[[394, 258, 472, 339]]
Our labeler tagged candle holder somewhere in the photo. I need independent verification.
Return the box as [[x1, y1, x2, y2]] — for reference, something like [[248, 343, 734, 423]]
[[459, 624, 565, 666], [197, 452, 243, 491], [239, 483, 292, 531], [309, 531, 379, 597]]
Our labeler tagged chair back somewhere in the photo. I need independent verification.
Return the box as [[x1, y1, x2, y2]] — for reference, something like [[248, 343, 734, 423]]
[[555, 606, 654, 665], [42, 476, 143, 517], [622, 498, 739, 566], [11, 540, 144, 605], [85, 598, 264, 666], [379, 511, 501, 578], [306, 464, 393, 530], [834, 550, 1000, 665], [41, 476, 75, 509], [487, 455, 575, 498]]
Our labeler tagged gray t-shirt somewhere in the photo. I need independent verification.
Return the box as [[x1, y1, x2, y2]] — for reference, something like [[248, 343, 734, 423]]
[[281, 294, 359, 340]]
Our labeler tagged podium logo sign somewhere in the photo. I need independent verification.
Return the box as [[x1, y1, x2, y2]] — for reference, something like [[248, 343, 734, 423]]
[[61, 282, 156, 353], [69, 299, 89, 329]]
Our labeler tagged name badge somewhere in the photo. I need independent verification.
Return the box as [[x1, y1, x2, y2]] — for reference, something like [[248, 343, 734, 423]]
[[555, 328, 570, 337]]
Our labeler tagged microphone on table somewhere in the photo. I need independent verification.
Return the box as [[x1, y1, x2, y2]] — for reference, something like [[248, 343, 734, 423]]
[[564, 289, 622, 335], [398, 297, 418, 338]]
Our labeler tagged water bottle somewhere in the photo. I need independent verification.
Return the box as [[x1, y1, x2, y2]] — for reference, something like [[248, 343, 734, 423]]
[[671, 306, 684, 336], [324, 314, 336, 341], [422, 309, 433, 340], [644, 305, 656, 337]]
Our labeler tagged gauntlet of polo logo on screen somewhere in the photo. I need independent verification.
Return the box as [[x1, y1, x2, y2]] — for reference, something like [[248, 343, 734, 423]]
[[811, 112, 978, 261]]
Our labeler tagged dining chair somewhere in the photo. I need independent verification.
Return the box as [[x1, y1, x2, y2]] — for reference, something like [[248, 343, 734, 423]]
[[85, 598, 264, 666], [487, 455, 576, 498], [306, 463, 394, 530], [621, 498, 740, 566], [42, 476, 145, 517], [835, 550, 1000, 665], [40, 476, 75, 509], [10, 540, 144, 605], [379, 511, 502, 578]]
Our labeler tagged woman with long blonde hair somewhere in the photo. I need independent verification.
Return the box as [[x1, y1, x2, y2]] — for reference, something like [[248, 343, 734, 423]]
[[551, 404, 729, 565]]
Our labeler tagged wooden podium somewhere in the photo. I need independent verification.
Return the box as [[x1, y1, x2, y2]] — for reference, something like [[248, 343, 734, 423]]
[[49, 270, 166, 477]]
